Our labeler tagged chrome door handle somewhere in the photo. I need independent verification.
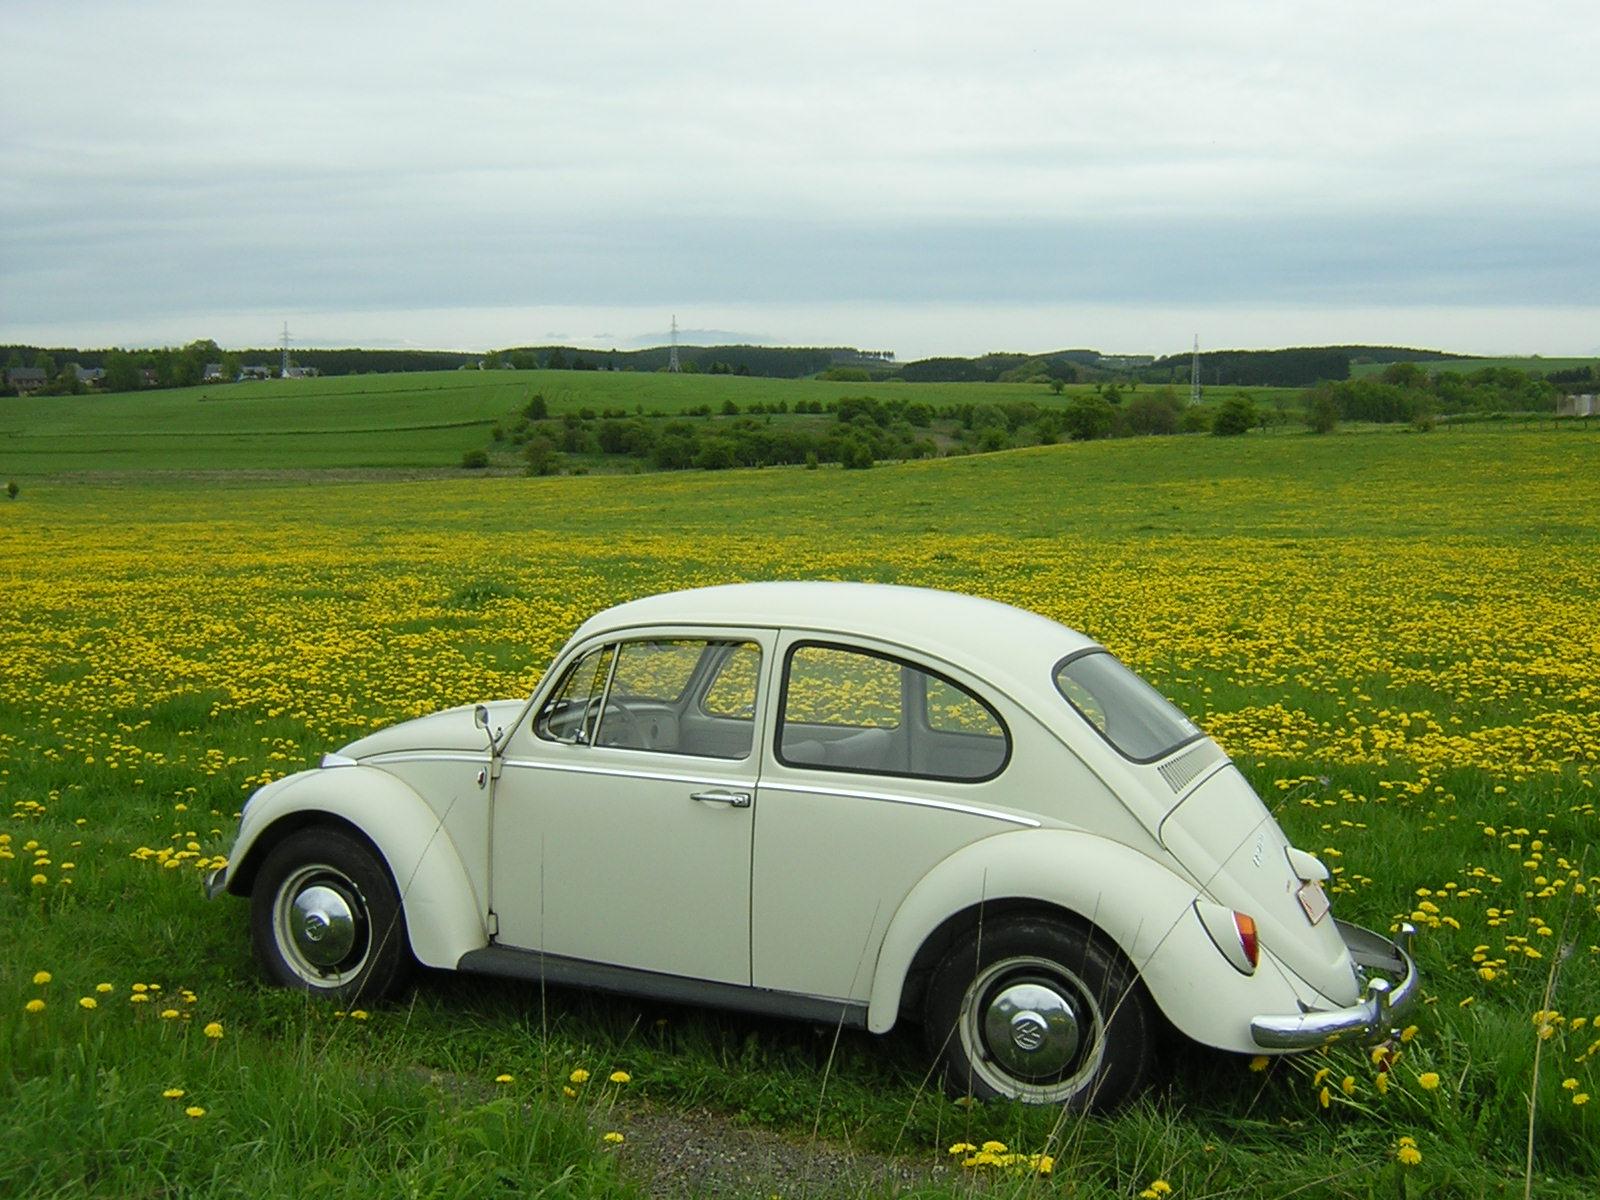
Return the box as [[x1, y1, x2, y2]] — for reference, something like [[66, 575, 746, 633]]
[[690, 789, 752, 808]]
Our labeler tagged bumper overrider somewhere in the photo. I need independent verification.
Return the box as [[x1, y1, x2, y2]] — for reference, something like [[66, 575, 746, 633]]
[[1250, 920, 1419, 1050], [203, 866, 229, 901]]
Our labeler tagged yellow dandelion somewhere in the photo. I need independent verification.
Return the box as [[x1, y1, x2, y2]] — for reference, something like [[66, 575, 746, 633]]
[[78, 996, 97, 1010], [129, 993, 150, 1004], [1575, 1093, 1591, 1106], [494, 1073, 514, 1084], [562, 1085, 577, 1099], [203, 1022, 224, 1038], [1376, 1072, 1390, 1095], [602, 1131, 625, 1145], [569, 1068, 590, 1084], [349, 1010, 369, 1021], [32, 970, 51, 985], [95, 982, 112, 994], [1478, 966, 1497, 981], [608, 1070, 631, 1084], [1248, 1055, 1270, 1072], [30, 873, 48, 886], [132, 983, 149, 993], [184, 1106, 206, 1119], [1397, 1142, 1422, 1166], [1417, 1072, 1441, 1091], [1318, 1085, 1331, 1108], [1340, 1075, 1356, 1097], [1035, 1154, 1054, 1176], [160, 1008, 180, 1019], [980, 1140, 1008, 1153], [948, 1142, 977, 1156], [1399, 1024, 1418, 1043], [163, 1088, 185, 1099], [24, 999, 45, 1014]]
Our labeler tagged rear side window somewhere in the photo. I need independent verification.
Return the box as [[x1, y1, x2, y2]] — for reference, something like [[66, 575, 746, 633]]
[[1053, 650, 1201, 762], [778, 643, 1008, 781]]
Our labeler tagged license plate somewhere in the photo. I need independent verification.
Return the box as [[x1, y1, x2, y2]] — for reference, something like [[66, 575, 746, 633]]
[[1297, 879, 1331, 925]]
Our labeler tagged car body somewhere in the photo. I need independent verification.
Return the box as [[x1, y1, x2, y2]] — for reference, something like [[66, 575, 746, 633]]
[[207, 581, 1418, 1108]]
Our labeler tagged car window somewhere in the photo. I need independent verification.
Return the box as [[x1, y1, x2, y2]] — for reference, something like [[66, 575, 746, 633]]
[[534, 644, 615, 743], [538, 638, 761, 759], [779, 643, 1008, 781], [1053, 650, 1201, 762]]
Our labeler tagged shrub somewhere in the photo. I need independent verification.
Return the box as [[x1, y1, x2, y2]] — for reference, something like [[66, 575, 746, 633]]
[[839, 438, 875, 470], [6, 480, 17, 500], [1062, 394, 1116, 441], [522, 437, 559, 475], [804, 451, 819, 470], [1212, 395, 1256, 436], [1124, 392, 1182, 436], [523, 393, 548, 421], [460, 449, 489, 469], [1306, 387, 1340, 434]]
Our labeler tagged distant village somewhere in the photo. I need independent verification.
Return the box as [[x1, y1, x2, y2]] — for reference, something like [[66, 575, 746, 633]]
[[4, 362, 320, 393]]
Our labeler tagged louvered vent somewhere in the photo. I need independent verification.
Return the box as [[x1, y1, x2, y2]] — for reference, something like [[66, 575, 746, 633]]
[[1157, 740, 1224, 794]]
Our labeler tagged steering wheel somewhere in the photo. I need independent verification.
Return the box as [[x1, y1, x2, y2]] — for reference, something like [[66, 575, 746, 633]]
[[590, 699, 646, 748]]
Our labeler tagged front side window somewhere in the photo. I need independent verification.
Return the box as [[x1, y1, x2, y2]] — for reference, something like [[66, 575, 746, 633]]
[[535, 638, 760, 759], [1053, 650, 1201, 762], [779, 643, 1008, 781]]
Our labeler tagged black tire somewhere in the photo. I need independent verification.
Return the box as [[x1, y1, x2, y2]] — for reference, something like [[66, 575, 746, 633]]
[[923, 916, 1155, 1110], [249, 827, 412, 1004]]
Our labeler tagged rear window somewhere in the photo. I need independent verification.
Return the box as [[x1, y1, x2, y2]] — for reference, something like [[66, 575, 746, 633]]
[[1053, 650, 1201, 763]]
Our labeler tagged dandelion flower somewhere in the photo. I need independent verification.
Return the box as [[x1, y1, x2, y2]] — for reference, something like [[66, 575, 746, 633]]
[[1376, 1072, 1390, 1095], [948, 1142, 977, 1156], [1397, 1141, 1422, 1166], [349, 1010, 368, 1021], [980, 1140, 1008, 1153], [132, 983, 149, 993], [602, 1131, 625, 1145], [609, 1070, 631, 1084], [24, 999, 45, 1014], [1399, 1024, 1418, 1043], [203, 1022, 224, 1039], [562, 1086, 577, 1099], [1563, 1078, 1579, 1090], [1575, 1093, 1591, 1106], [569, 1068, 590, 1084], [78, 996, 97, 1010], [1035, 1155, 1054, 1176], [163, 1088, 186, 1099], [95, 982, 112, 994], [1417, 1072, 1441, 1091], [1478, 966, 1497, 981], [30, 873, 48, 886], [494, 1073, 514, 1084], [1248, 1055, 1269, 1072], [32, 970, 51, 985], [1340, 1075, 1356, 1097], [184, 1106, 205, 1119], [1318, 1086, 1330, 1109]]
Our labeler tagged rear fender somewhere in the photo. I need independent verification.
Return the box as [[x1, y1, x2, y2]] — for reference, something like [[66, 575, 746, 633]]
[[225, 767, 486, 969], [868, 829, 1309, 1052]]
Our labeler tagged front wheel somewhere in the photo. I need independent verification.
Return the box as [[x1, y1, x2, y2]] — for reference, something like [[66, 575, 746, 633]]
[[249, 827, 411, 1004], [923, 916, 1155, 1110]]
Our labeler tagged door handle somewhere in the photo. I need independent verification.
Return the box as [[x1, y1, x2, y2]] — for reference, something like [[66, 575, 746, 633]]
[[690, 788, 752, 809]]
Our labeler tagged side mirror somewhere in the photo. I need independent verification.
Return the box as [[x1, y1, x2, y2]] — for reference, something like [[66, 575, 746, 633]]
[[474, 704, 491, 732]]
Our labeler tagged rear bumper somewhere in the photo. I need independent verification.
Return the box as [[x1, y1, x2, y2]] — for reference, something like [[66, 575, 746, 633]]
[[1250, 920, 1418, 1050], [202, 866, 229, 900]]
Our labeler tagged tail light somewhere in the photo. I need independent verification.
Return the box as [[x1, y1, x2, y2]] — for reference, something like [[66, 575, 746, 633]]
[[1234, 912, 1260, 968]]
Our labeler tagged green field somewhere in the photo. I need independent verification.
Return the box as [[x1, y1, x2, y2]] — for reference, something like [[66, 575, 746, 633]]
[[0, 370, 1311, 476], [3, 426, 1597, 1197]]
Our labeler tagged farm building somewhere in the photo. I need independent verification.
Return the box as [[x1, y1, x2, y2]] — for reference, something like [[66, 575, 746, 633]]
[[1557, 393, 1597, 417]]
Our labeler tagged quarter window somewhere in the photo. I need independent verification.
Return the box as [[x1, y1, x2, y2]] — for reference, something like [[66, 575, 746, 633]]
[[779, 643, 1008, 781]]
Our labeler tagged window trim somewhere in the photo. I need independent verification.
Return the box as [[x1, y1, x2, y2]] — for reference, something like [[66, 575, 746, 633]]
[[774, 639, 1012, 784], [1051, 647, 1205, 766]]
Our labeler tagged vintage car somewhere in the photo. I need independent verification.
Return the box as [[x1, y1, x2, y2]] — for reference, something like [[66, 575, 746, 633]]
[[206, 581, 1417, 1108]]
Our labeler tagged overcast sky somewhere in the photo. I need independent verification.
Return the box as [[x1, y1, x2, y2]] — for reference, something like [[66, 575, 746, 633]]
[[3, 1, 1597, 358]]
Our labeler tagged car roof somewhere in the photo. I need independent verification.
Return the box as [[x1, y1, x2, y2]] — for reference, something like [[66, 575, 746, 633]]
[[573, 581, 1099, 688]]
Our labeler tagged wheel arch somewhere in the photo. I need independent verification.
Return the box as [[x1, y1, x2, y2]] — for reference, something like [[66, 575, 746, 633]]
[[225, 767, 488, 970]]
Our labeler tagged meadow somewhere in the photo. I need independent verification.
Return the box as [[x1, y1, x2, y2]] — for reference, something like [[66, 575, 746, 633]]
[[2, 424, 1597, 1197]]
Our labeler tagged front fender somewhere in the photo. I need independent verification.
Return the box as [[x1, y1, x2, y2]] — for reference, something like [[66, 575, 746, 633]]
[[867, 829, 1311, 1053], [224, 767, 487, 970]]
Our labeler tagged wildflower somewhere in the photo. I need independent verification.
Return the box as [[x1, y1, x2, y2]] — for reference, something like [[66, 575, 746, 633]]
[[569, 1068, 590, 1084], [160, 1009, 179, 1019], [1396, 1137, 1421, 1166], [1318, 1086, 1330, 1109], [24, 999, 45, 1014], [608, 1070, 631, 1084], [981, 1140, 1008, 1153], [1035, 1155, 1054, 1175], [494, 1074, 514, 1084], [1340, 1075, 1356, 1097], [184, 1106, 205, 1119], [163, 1088, 185, 1099], [1139, 1182, 1173, 1199], [562, 1086, 577, 1099], [1417, 1072, 1441, 1091], [203, 1022, 224, 1039], [30, 873, 47, 886], [78, 996, 97, 1010], [948, 1143, 977, 1156], [32, 970, 51, 985], [602, 1131, 625, 1145], [130, 993, 150, 1004], [132, 983, 148, 993], [1376, 1072, 1390, 1095], [1248, 1055, 1269, 1072], [1562, 1078, 1579, 1089], [95, 982, 112, 994], [1313, 1066, 1331, 1087], [1575, 1093, 1591, 1106], [1478, 966, 1497, 981], [1399, 1024, 1418, 1043], [349, 1010, 368, 1021]]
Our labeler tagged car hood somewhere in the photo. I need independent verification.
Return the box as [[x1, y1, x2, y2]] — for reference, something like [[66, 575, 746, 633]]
[[1159, 764, 1359, 1006], [337, 700, 524, 759]]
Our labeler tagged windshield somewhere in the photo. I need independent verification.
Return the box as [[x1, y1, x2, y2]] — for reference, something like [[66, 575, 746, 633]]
[[1053, 651, 1202, 762]]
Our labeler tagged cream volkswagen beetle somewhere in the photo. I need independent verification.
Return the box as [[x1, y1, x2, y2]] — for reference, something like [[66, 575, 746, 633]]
[[207, 582, 1417, 1109]]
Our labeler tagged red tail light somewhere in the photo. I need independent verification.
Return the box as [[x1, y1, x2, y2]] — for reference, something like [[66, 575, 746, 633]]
[[1234, 912, 1260, 968]]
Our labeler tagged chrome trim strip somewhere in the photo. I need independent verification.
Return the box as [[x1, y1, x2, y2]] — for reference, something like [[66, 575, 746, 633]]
[[1250, 921, 1419, 1050], [502, 757, 751, 789], [757, 780, 1040, 827], [365, 751, 489, 766]]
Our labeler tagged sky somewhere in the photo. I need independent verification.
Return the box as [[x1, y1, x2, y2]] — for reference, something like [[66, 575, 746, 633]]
[[3, 1, 1598, 360]]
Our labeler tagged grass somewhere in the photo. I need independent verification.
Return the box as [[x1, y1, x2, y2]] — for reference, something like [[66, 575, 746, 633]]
[[2, 425, 1597, 1197]]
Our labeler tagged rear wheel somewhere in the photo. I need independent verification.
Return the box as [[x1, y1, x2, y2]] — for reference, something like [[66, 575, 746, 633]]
[[924, 916, 1155, 1110], [250, 827, 411, 1004]]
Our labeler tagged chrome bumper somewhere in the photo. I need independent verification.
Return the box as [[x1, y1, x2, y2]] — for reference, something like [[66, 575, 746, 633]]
[[1250, 920, 1418, 1050], [202, 866, 229, 900]]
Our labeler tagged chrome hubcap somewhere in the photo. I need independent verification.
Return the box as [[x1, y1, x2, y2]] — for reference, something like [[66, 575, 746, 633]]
[[273, 864, 370, 986], [982, 981, 1082, 1078], [290, 884, 357, 967]]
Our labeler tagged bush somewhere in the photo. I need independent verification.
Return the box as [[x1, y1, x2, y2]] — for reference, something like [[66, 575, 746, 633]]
[[1062, 394, 1116, 441], [1124, 391, 1182, 436], [6, 480, 17, 500], [1212, 395, 1256, 436], [460, 449, 489, 469], [523, 437, 559, 475], [839, 437, 875, 470], [804, 451, 819, 470], [1179, 404, 1212, 434], [1306, 387, 1340, 434], [524, 393, 548, 421]]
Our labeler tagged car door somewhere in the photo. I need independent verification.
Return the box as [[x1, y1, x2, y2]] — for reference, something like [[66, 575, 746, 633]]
[[751, 634, 1021, 1002], [490, 629, 773, 985]]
